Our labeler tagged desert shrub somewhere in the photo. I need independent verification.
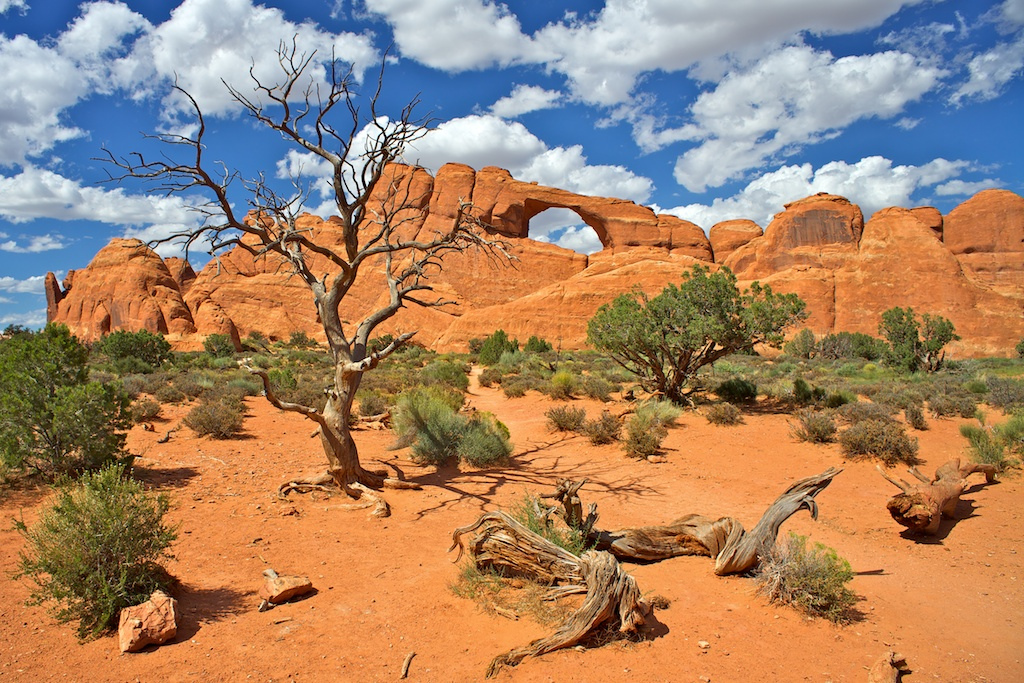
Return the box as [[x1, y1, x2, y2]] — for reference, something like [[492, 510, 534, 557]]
[[183, 399, 245, 439], [172, 372, 210, 398], [583, 411, 621, 445], [623, 402, 677, 458], [545, 369, 578, 400], [457, 413, 513, 467], [130, 398, 162, 423], [202, 333, 236, 357], [818, 331, 885, 361], [393, 389, 510, 466], [477, 367, 503, 387], [478, 329, 519, 366], [986, 377, 1024, 412], [523, 335, 553, 354], [822, 390, 856, 409], [715, 378, 757, 404], [904, 403, 928, 430], [928, 393, 977, 419], [964, 379, 989, 395], [839, 419, 919, 465], [118, 374, 149, 399], [784, 328, 817, 359], [357, 391, 389, 417], [580, 375, 615, 402], [837, 401, 894, 424], [1017, 338, 1024, 359], [100, 330, 172, 372], [0, 325, 132, 479], [286, 330, 316, 348], [467, 337, 484, 354], [420, 360, 470, 393], [502, 380, 529, 398], [546, 405, 587, 432], [14, 464, 176, 639], [705, 402, 743, 425], [790, 409, 837, 443], [152, 384, 186, 405], [509, 493, 588, 556], [959, 423, 1008, 470], [792, 378, 826, 405], [224, 375, 261, 397], [755, 533, 856, 624]]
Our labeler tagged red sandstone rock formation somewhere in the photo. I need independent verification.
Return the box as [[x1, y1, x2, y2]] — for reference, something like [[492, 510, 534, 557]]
[[44, 165, 1024, 357]]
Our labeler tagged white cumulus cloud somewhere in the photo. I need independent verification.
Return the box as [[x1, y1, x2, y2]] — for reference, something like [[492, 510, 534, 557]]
[[490, 85, 563, 118], [669, 46, 945, 192], [0, 274, 47, 294], [665, 156, 974, 229], [0, 233, 67, 253]]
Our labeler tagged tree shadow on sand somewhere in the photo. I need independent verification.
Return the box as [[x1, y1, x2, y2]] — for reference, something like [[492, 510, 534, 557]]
[[172, 585, 251, 641]]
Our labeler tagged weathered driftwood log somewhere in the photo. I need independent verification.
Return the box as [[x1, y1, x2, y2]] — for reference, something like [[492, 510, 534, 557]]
[[587, 467, 842, 574], [880, 458, 997, 534], [449, 511, 647, 678]]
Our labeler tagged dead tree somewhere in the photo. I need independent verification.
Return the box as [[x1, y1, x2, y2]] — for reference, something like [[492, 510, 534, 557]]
[[449, 511, 647, 678], [102, 43, 511, 514], [450, 468, 840, 674], [879, 458, 997, 534], [550, 468, 841, 574]]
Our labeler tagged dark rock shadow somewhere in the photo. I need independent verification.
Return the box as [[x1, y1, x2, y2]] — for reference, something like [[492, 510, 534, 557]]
[[173, 585, 251, 641]]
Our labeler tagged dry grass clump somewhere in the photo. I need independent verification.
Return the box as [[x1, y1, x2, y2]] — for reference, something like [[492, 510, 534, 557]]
[[705, 402, 743, 425], [583, 410, 621, 445], [183, 398, 245, 439], [623, 399, 682, 458], [838, 419, 918, 465], [755, 532, 857, 624], [790, 409, 837, 443], [545, 405, 587, 432]]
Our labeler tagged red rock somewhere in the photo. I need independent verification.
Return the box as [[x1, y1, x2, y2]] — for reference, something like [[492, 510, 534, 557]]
[[44, 168, 1024, 357], [118, 590, 178, 653], [260, 570, 314, 604]]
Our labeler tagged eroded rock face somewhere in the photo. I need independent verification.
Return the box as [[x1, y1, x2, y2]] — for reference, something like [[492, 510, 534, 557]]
[[45, 167, 1024, 357]]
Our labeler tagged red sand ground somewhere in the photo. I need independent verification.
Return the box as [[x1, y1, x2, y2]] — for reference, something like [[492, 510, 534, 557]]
[[1, 371, 1021, 682]]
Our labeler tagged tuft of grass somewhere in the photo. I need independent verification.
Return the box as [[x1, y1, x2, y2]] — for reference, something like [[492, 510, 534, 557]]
[[183, 398, 245, 439], [755, 532, 857, 624], [509, 492, 589, 556], [904, 403, 928, 430], [14, 464, 177, 639], [583, 410, 621, 445], [545, 405, 587, 432], [623, 399, 681, 458], [790, 409, 837, 443]]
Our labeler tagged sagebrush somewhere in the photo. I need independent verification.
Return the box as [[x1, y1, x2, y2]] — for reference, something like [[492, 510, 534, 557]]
[[755, 532, 856, 624]]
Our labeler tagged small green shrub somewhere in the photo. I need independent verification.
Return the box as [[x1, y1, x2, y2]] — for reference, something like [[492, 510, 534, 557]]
[[580, 375, 614, 402], [393, 389, 511, 466], [478, 368, 503, 387], [202, 333, 236, 357], [457, 413, 513, 467], [357, 391, 389, 417], [959, 423, 1008, 469], [478, 330, 519, 366], [818, 331, 885, 361], [287, 331, 316, 348], [100, 330, 172, 372], [705, 402, 743, 425], [986, 377, 1024, 412], [502, 380, 529, 398], [636, 398, 682, 427], [183, 399, 245, 439], [964, 379, 989, 395], [583, 411, 621, 445], [14, 464, 177, 639], [755, 533, 856, 624], [904, 403, 928, 430], [153, 384, 186, 405], [793, 378, 825, 405], [130, 398, 162, 423], [118, 374, 148, 399], [928, 393, 977, 418], [1016, 338, 1024, 359], [523, 335, 553, 354], [715, 378, 757, 403], [822, 390, 856, 409], [783, 328, 817, 359], [790, 409, 837, 443], [839, 419, 919, 465], [509, 493, 588, 556], [838, 401, 894, 424], [545, 369, 578, 400], [546, 405, 587, 432], [624, 409, 668, 458], [421, 360, 470, 392]]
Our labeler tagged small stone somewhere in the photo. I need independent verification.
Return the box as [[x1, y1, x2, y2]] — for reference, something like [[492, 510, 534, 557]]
[[698, 640, 711, 649], [119, 590, 178, 653], [260, 569, 314, 604]]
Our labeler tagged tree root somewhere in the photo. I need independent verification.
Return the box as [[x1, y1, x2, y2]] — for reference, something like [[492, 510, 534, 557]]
[[277, 468, 420, 518]]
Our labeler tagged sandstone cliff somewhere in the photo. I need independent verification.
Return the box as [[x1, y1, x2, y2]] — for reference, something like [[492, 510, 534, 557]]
[[46, 164, 1024, 356]]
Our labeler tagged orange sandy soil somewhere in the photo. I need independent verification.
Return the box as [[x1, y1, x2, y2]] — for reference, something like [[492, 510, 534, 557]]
[[2, 370, 1022, 683]]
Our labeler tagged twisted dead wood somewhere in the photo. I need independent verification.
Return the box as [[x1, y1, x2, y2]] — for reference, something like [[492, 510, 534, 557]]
[[590, 467, 842, 574], [880, 458, 997, 534], [449, 511, 646, 678]]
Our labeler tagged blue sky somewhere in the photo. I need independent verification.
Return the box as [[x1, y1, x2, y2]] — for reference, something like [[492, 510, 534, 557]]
[[1, 0, 1021, 328]]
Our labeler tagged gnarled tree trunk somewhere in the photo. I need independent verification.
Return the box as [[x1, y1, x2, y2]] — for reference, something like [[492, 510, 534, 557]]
[[879, 458, 997, 534]]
